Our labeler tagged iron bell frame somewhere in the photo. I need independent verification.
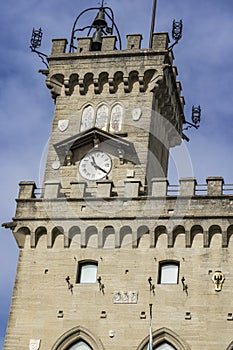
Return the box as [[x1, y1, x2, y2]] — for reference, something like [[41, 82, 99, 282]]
[[69, 3, 122, 53]]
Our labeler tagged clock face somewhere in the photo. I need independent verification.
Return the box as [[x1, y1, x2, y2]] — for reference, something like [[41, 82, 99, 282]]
[[79, 150, 112, 181]]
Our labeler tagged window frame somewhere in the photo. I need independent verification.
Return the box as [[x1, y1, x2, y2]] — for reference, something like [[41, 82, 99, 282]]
[[76, 260, 98, 284], [67, 340, 93, 350], [158, 260, 180, 285], [155, 342, 177, 350]]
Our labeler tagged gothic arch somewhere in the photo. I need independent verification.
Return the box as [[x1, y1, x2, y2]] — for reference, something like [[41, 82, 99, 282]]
[[80, 104, 95, 132], [95, 103, 109, 131], [137, 328, 191, 350], [110, 102, 123, 133], [226, 341, 233, 350], [51, 325, 105, 350]]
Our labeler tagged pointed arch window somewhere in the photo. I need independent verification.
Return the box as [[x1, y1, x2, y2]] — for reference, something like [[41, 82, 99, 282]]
[[80, 103, 123, 133], [110, 104, 123, 132], [68, 340, 93, 350], [155, 343, 176, 350], [80, 105, 95, 132], [95, 104, 109, 131]]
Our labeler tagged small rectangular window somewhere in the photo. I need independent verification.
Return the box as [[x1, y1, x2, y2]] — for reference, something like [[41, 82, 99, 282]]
[[77, 261, 98, 284], [158, 261, 179, 284]]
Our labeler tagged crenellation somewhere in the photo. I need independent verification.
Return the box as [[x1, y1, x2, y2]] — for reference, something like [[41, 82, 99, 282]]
[[76, 37, 91, 53], [151, 32, 170, 51], [44, 181, 62, 199], [18, 181, 36, 199], [16, 177, 233, 201], [126, 34, 143, 50], [179, 178, 196, 197], [70, 181, 87, 198], [51, 38, 68, 55], [102, 35, 116, 51], [207, 176, 224, 196]]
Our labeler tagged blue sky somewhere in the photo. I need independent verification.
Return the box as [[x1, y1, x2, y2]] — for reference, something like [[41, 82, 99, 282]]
[[1, 0, 233, 348]]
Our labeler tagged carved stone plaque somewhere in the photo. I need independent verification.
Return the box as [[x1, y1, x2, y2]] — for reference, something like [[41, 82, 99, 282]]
[[113, 291, 138, 304], [52, 161, 61, 170], [58, 119, 69, 132], [29, 339, 41, 350]]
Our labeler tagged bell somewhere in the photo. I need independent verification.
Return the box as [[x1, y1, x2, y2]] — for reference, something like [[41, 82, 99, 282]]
[[92, 8, 107, 28], [91, 28, 103, 51]]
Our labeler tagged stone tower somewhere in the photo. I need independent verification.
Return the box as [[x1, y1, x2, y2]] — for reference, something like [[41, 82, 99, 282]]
[[3, 4, 233, 350]]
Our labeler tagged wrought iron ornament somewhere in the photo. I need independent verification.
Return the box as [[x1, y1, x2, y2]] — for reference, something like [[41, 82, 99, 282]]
[[30, 28, 48, 68], [183, 105, 202, 131], [168, 19, 183, 50]]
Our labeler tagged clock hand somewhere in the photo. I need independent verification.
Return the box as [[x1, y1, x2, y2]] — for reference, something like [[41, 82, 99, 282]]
[[91, 156, 108, 175], [96, 165, 108, 175]]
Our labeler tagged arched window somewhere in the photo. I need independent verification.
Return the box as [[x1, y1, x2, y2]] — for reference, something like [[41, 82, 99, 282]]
[[77, 261, 98, 283], [95, 104, 109, 131], [110, 104, 123, 132], [158, 261, 179, 284], [68, 340, 92, 350], [80, 105, 95, 132], [155, 343, 176, 350]]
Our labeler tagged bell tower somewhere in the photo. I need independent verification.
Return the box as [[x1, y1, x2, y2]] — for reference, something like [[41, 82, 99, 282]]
[[42, 3, 185, 197], [4, 3, 233, 350]]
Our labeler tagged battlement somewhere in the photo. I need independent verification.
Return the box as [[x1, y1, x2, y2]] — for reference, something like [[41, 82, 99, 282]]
[[50, 33, 169, 56], [45, 32, 181, 103], [11, 177, 233, 249], [18, 177, 231, 199]]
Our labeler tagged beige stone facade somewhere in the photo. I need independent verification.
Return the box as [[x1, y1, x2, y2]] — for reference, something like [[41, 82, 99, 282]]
[[3, 25, 233, 350]]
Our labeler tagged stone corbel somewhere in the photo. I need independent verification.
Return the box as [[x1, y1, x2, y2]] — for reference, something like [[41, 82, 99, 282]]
[[64, 78, 71, 95], [46, 77, 63, 100], [148, 72, 164, 92], [109, 77, 116, 93], [94, 78, 100, 94], [79, 79, 85, 95], [139, 75, 145, 92], [123, 76, 130, 93]]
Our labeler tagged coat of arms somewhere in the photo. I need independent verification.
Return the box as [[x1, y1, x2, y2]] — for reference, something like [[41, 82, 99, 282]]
[[132, 108, 142, 121], [29, 339, 41, 350], [58, 119, 69, 132]]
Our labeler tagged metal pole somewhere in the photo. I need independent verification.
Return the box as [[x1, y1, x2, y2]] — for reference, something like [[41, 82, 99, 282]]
[[149, 0, 157, 48], [149, 304, 153, 350]]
